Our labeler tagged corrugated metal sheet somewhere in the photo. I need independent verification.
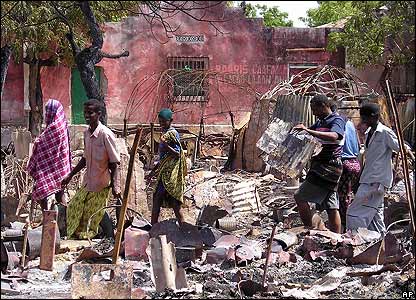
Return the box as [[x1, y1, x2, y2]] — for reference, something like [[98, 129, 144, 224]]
[[228, 180, 261, 215], [272, 95, 316, 127], [398, 98, 415, 147]]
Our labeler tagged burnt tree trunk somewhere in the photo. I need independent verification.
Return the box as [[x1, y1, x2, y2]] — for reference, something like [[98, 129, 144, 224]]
[[74, 47, 107, 124], [59, 1, 129, 125], [26, 57, 56, 137], [1, 45, 12, 99], [28, 60, 43, 137]]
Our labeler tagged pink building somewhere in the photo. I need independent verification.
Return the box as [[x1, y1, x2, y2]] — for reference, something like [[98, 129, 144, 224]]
[[1, 3, 345, 129]]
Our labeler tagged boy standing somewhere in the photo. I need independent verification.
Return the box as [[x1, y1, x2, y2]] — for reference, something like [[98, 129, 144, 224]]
[[62, 99, 121, 239]]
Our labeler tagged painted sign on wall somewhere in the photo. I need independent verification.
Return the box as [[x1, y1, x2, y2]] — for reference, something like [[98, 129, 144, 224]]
[[175, 35, 204, 43], [214, 64, 287, 85]]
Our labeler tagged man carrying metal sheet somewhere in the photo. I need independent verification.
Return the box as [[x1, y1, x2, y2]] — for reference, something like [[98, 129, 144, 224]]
[[293, 94, 346, 233]]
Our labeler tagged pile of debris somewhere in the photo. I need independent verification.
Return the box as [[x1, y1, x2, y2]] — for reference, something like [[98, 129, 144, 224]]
[[2, 166, 414, 299]]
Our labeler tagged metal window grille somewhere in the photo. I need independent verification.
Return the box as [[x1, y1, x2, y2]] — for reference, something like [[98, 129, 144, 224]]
[[167, 57, 209, 102]]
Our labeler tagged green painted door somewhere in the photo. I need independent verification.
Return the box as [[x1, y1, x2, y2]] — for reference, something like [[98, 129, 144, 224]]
[[71, 68, 101, 124]]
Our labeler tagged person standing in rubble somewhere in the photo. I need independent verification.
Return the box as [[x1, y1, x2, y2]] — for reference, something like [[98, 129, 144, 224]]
[[293, 94, 345, 233], [146, 109, 187, 227], [346, 103, 399, 234], [330, 104, 362, 230], [61, 99, 121, 239], [27, 99, 71, 211]]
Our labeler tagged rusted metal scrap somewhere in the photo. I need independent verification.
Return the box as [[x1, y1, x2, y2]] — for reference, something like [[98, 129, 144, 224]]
[[39, 210, 58, 271], [257, 119, 321, 178], [147, 235, 188, 293], [71, 263, 133, 299]]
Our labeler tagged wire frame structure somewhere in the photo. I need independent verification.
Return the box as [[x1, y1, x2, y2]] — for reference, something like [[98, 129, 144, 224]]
[[261, 65, 378, 101], [123, 69, 260, 123]]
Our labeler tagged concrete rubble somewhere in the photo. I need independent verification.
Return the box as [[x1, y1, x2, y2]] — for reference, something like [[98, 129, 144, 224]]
[[1, 92, 415, 299], [2, 163, 414, 299]]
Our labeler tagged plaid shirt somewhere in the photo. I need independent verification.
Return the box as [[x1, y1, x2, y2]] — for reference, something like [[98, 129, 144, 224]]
[[27, 99, 71, 201]]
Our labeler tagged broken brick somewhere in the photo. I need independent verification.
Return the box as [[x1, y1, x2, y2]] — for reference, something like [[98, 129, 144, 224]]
[[125, 228, 150, 261], [205, 247, 235, 265]]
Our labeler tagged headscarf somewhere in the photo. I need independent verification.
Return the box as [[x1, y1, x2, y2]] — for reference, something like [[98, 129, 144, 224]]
[[158, 108, 173, 120], [27, 99, 71, 202]]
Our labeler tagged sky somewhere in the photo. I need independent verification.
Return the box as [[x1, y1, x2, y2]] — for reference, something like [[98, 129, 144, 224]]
[[242, 1, 319, 27]]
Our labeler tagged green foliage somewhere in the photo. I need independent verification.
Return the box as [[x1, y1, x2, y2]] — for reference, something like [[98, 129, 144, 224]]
[[1, 1, 140, 65], [326, 1, 415, 68], [226, 1, 235, 8], [241, 3, 293, 27], [242, 3, 257, 18], [300, 1, 357, 27], [257, 5, 293, 27]]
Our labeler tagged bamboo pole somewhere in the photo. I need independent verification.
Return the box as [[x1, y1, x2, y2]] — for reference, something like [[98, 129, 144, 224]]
[[262, 225, 277, 287], [385, 80, 415, 233], [112, 127, 143, 264], [21, 193, 35, 268]]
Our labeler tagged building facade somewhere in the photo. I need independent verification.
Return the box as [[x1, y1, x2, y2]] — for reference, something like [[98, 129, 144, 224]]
[[1, 2, 345, 128]]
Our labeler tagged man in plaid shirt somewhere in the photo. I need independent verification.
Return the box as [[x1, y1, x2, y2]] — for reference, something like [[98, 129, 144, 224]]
[[62, 99, 121, 239]]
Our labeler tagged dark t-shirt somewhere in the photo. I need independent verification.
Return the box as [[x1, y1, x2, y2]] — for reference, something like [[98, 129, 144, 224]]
[[159, 127, 180, 160], [309, 112, 345, 162]]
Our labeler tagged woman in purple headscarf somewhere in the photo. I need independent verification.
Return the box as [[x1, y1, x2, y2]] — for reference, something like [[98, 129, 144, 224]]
[[27, 99, 71, 210]]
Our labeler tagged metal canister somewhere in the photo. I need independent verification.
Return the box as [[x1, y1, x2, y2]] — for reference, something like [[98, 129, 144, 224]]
[[215, 217, 237, 232]]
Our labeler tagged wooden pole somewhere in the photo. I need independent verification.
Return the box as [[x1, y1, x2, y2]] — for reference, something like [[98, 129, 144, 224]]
[[123, 118, 128, 141], [195, 117, 204, 159], [21, 194, 35, 268], [262, 225, 277, 287], [112, 127, 143, 264], [385, 80, 415, 233], [150, 122, 154, 157]]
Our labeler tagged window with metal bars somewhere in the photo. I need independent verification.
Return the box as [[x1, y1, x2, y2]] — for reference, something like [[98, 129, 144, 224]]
[[167, 57, 209, 102]]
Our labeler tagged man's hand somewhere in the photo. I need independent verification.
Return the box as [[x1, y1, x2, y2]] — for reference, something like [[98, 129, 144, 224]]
[[145, 171, 155, 182], [61, 175, 73, 188], [293, 124, 308, 131], [112, 187, 122, 200]]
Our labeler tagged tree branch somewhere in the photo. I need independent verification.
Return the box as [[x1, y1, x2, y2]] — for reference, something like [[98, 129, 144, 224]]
[[39, 57, 57, 67], [1, 2, 19, 20], [51, 2, 80, 55], [98, 50, 129, 59], [65, 32, 80, 56], [78, 1, 103, 49]]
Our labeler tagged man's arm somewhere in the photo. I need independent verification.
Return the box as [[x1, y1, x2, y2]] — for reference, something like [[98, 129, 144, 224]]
[[164, 143, 180, 158], [61, 157, 86, 187], [160, 134, 180, 158], [385, 129, 400, 152], [109, 162, 121, 198], [294, 124, 339, 142]]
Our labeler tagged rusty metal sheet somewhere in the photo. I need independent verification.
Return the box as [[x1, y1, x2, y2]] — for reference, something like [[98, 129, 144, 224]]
[[213, 235, 240, 248], [205, 247, 235, 265], [196, 205, 228, 227], [149, 220, 203, 249], [236, 98, 270, 172], [257, 120, 321, 178], [228, 180, 261, 215], [71, 263, 133, 299], [40, 210, 57, 271], [125, 228, 149, 261], [272, 95, 316, 127]]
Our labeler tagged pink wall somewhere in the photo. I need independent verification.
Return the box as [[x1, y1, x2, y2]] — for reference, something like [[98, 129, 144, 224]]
[[41, 65, 72, 119], [2, 3, 344, 126], [1, 59, 24, 124]]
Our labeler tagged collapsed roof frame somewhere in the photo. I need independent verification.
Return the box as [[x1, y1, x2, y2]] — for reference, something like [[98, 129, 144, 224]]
[[261, 65, 377, 102]]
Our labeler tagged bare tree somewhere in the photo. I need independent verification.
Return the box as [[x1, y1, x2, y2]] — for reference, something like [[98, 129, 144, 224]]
[[53, 1, 228, 124]]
